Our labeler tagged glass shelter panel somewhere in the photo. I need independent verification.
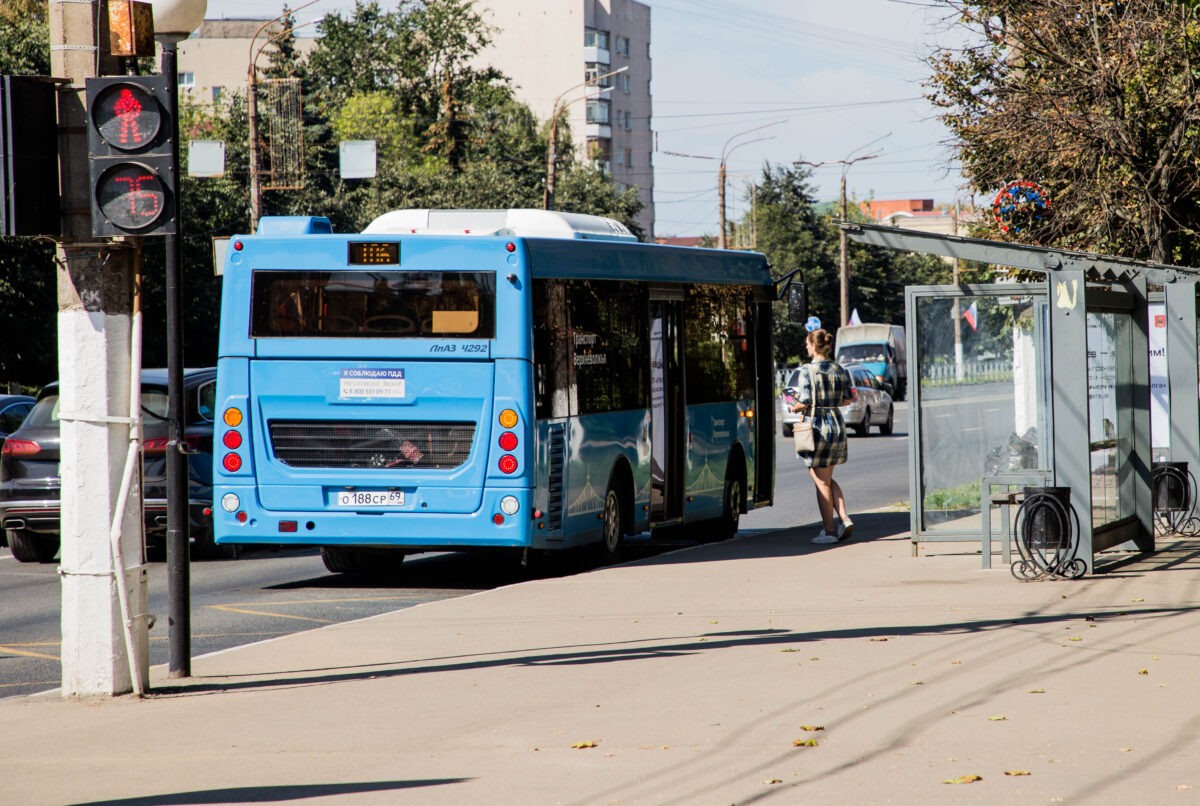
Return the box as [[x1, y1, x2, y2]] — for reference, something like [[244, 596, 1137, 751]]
[[914, 292, 1047, 534], [1086, 311, 1135, 529]]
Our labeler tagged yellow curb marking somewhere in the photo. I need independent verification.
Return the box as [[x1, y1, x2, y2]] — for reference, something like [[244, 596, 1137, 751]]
[[0, 644, 60, 661], [205, 605, 334, 624]]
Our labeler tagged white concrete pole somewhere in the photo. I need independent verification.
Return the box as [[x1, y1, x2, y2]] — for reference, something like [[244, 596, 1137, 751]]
[[50, 0, 147, 696]]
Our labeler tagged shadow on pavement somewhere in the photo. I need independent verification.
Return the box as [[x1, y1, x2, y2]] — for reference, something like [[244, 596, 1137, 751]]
[[74, 780, 469, 805]]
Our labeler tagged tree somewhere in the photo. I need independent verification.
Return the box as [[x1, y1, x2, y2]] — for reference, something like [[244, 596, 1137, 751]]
[[927, 1, 1200, 263]]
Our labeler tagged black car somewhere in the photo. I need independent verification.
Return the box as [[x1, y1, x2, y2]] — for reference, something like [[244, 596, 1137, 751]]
[[0, 368, 223, 563]]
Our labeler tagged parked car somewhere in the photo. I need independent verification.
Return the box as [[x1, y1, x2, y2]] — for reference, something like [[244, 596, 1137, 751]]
[[779, 364, 895, 438], [0, 368, 224, 563], [0, 394, 35, 445]]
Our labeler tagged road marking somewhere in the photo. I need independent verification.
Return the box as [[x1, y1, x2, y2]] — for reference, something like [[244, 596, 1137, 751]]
[[0, 679, 58, 688], [205, 605, 335, 624], [0, 644, 60, 660]]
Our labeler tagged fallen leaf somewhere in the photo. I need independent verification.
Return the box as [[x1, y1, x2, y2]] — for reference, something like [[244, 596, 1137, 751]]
[[698, 637, 709, 642], [1067, 637, 1083, 642], [943, 774, 982, 784], [1005, 769, 1031, 777], [810, 657, 820, 661], [1138, 669, 1149, 675], [869, 637, 889, 642], [1153, 655, 1160, 661], [571, 741, 599, 749], [800, 725, 825, 732], [1029, 688, 1046, 694], [1121, 747, 1133, 752], [764, 778, 783, 785], [910, 680, 924, 685], [987, 715, 1007, 721], [780, 648, 799, 653], [1085, 616, 1095, 622], [1132, 598, 1145, 603], [951, 659, 962, 665], [793, 738, 819, 747]]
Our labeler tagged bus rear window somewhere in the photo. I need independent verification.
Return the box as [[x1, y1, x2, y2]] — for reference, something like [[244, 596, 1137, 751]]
[[250, 270, 496, 338]]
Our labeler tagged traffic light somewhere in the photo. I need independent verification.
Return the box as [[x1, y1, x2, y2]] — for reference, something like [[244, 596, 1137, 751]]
[[86, 75, 175, 237], [0, 76, 60, 237]]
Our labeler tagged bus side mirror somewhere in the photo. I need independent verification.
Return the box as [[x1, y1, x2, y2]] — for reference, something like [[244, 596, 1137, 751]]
[[787, 282, 807, 324]]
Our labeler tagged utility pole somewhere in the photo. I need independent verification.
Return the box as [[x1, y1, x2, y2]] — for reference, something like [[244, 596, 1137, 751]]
[[796, 135, 887, 325], [51, 0, 146, 696], [717, 121, 783, 249], [953, 198, 964, 381], [544, 66, 627, 212]]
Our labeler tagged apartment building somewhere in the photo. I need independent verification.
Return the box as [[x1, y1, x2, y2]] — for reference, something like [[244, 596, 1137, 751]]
[[477, 0, 655, 238], [176, 19, 317, 108]]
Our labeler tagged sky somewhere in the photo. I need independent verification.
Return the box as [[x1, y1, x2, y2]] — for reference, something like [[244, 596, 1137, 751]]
[[203, 0, 971, 237]]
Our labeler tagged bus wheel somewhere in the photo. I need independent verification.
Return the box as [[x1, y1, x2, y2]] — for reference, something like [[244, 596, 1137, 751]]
[[320, 546, 403, 574], [703, 473, 744, 542], [599, 485, 626, 563]]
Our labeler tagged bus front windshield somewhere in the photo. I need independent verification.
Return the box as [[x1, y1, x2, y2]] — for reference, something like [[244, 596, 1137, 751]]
[[250, 270, 496, 339]]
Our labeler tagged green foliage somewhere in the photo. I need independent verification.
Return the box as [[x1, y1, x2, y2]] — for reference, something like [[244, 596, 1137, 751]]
[[742, 162, 950, 364], [924, 480, 982, 511], [0, 0, 50, 75], [927, 0, 1200, 263]]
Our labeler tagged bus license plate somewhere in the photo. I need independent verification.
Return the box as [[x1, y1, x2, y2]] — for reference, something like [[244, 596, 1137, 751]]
[[335, 490, 405, 507]]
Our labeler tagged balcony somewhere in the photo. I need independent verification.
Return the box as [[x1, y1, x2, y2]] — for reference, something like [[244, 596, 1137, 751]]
[[583, 46, 611, 65]]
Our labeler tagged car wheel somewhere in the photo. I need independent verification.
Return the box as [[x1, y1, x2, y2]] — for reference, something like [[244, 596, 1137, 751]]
[[598, 484, 626, 563], [7, 529, 58, 563], [853, 408, 871, 437], [781, 423, 794, 438], [879, 404, 895, 435]]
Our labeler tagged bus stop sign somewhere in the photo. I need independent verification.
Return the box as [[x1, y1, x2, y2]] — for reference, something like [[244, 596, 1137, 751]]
[[805, 316, 822, 332]]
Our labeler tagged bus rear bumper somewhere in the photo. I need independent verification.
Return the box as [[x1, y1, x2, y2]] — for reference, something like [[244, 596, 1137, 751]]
[[213, 487, 535, 549]]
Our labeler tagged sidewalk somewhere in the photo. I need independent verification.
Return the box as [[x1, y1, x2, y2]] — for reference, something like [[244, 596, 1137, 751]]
[[3, 513, 1199, 804]]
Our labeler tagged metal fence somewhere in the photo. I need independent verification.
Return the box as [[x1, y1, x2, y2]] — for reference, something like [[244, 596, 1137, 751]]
[[921, 359, 1012, 384]]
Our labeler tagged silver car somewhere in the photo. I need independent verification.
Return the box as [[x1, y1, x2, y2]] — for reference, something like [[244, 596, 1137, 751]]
[[779, 364, 894, 437]]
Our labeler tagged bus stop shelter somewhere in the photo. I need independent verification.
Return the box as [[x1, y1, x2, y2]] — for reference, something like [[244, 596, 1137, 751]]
[[841, 222, 1200, 576]]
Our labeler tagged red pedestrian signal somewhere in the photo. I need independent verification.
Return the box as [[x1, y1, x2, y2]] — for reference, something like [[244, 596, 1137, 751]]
[[86, 76, 175, 236]]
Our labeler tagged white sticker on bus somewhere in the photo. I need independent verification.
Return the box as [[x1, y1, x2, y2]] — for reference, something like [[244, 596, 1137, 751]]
[[339, 368, 406, 399]]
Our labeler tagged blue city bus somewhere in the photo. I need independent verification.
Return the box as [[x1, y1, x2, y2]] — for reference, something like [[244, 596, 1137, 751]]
[[213, 209, 778, 572]]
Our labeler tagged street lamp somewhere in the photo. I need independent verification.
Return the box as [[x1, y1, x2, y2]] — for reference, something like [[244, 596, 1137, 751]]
[[544, 66, 628, 211], [148, 0, 207, 681], [796, 134, 889, 326], [247, 0, 322, 232], [717, 121, 784, 249]]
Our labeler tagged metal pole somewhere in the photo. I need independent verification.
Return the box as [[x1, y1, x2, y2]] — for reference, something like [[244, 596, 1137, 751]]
[[247, 64, 260, 232], [839, 174, 848, 326], [717, 160, 727, 249], [160, 38, 190, 679], [544, 108, 558, 210]]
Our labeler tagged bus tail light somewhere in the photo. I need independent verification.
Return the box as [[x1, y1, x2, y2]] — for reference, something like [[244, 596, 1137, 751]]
[[220, 493, 240, 512], [500, 496, 519, 516], [223, 430, 243, 449], [223, 407, 244, 427], [498, 408, 518, 428], [223, 453, 243, 472], [498, 454, 518, 474], [493, 513, 505, 525], [498, 431, 518, 451]]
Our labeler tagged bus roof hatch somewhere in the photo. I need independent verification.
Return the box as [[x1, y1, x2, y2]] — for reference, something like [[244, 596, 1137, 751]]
[[363, 208, 638, 242]]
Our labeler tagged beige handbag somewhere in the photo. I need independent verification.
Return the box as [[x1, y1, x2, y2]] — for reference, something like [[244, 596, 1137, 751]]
[[793, 416, 815, 453]]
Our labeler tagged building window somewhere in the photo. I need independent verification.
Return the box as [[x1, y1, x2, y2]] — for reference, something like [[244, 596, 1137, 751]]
[[622, 37, 631, 57], [622, 74, 631, 94], [623, 111, 632, 131], [625, 148, 633, 167], [211, 86, 223, 104], [584, 28, 609, 50], [586, 99, 610, 125], [615, 148, 624, 165], [178, 72, 195, 89], [585, 62, 614, 88]]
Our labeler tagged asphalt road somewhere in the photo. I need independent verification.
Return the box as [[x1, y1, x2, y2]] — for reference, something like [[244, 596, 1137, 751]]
[[0, 401, 910, 700]]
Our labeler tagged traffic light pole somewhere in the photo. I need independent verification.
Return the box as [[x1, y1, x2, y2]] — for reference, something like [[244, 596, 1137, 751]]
[[159, 36, 190, 679]]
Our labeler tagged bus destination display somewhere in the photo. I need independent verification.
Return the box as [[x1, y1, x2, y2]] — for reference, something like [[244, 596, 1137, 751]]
[[348, 241, 400, 265]]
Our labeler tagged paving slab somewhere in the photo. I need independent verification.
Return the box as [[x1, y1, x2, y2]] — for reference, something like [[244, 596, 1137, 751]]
[[2, 511, 1198, 805]]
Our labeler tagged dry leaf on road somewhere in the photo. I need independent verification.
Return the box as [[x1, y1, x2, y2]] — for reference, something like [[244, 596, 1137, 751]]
[[943, 774, 982, 784]]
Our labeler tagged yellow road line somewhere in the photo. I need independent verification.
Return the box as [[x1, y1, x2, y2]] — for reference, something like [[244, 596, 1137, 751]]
[[205, 605, 334, 624], [0, 680, 58, 688], [0, 645, 60, 661]]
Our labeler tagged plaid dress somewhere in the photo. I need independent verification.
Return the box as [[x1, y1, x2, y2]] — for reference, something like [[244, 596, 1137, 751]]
[[796, 360, 851, 468]]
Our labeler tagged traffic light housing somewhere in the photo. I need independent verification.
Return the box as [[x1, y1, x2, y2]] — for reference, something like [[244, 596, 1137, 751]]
[[86, 75, 176, 237], [0, 76, 61, 237]]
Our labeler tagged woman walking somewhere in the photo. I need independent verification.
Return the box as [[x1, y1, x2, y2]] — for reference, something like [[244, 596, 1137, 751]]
[[789, 328, 855, 544]]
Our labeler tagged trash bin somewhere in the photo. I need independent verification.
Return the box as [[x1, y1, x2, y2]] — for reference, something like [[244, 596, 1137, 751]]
[[1021, 486, 1072, 550]]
